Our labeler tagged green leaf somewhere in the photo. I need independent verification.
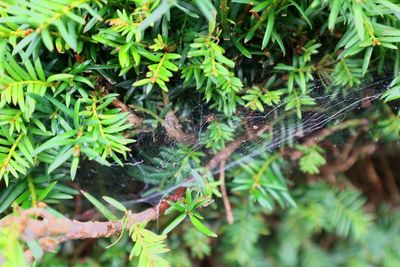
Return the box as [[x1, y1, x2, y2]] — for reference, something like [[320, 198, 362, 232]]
[[133, 78, 151, 87], [47, 74, 74, 83], [54, 20, 77, 51], [0, 183, 26, 213], [33, 130, 77, 155], [162, 214, 187, 235], [70, 156, 79, 180], [231, 36, 252, 58], [189, 215, 217, 237], [46, 95, 74, 117], [272, 30, 286, 55], [185, 188, 193, 205], [352, 2, 364, 40], [167, 201, 186, 213], [102, 196, 127, 212], [26, 239, 43, 260], [48, 146, 73, 174], [377, 0, 400, 14], [329, 0, 341, 30], [81, 191, 117, 221], [41, 28, 54, 51], [362, 47, 373, 76], [288, 0, 312, 29], [175, 2, 200, 18], [262, 8, 275, 49], [38, 181, 58, 201], [12, 33, 39, 56], [34, 58, 46, 81], [298, 145, 326, 174], [194, 0, 216, 23]]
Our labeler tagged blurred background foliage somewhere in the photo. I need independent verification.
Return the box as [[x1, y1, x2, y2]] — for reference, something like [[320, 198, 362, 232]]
[[0, 0, 400, 266]]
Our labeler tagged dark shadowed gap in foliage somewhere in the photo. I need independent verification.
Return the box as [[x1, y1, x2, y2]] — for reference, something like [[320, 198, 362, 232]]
[[71, 73, 397, 209]]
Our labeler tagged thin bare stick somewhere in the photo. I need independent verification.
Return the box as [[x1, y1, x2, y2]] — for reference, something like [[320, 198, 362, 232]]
[[219, 161, 234, 224], [377, 156, 399, 203]]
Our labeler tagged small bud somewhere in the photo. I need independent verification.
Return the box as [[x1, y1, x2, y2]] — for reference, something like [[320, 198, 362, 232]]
[[73, 144, 80, 157]]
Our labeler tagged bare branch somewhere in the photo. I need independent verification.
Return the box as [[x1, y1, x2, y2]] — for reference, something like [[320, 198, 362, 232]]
[[162, 111, 196, 145], [219, 161, 234, 224]]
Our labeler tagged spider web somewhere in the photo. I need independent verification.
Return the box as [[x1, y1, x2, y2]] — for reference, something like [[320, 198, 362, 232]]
[[73, 73, 396, 209]]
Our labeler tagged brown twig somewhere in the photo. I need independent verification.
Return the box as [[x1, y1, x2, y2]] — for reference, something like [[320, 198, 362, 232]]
[[319, 143, 376, 176], [377, 156, 400, 203], [219, 161, 234, 224], [107, 88, 195, 145], [0, 187, 187, 264], [160, 91, 196, 144], [284, 118, 369, 161], [303, 119, 368, 147], [161, 111, 196, 145], [365, 158, 384, 196], [104, 83, 194, 144], [342, 132, 360, 160], [1, 208, 123, 263]]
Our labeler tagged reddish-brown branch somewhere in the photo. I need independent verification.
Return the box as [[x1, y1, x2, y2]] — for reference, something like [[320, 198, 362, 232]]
[[283, 118, 369, 161], [318, 143, 376, 176], [109, 90, 195, 145], [365, 158, 384, 195], [342, 132, 360, 160], [0, 187, 188, 264], [377, 156, 400, 203], [161, 111, 196, 145], [303, 119, 368, 147], [219, 161, 234, 224], [130, 187, 187, 223]]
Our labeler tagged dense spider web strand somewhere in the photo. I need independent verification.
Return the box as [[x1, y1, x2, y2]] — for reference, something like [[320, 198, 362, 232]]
[[77, 76, 395, 207]]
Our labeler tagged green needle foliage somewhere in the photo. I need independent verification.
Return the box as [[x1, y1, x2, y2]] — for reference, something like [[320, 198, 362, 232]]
[[0, 0, 399, 266]]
